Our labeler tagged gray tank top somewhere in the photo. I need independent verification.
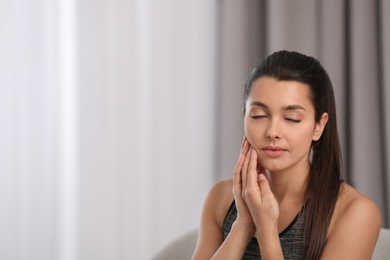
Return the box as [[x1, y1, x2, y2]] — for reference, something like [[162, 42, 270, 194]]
[[222, 201, 308, 259]]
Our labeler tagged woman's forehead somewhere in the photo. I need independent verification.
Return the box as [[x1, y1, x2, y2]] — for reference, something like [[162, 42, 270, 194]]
[[247, 77, 313, 111], [249, 78, 311, 102]]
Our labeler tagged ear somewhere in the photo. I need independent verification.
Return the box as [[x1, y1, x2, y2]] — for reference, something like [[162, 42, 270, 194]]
[[312, 112, 328, 141]]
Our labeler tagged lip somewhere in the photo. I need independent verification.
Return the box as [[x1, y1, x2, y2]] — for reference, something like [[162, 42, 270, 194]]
[[261, 146, 287, 157]]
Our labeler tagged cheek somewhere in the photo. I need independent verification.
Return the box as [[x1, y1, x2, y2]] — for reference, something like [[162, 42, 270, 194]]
[[244, 120, 259, 146], [294, 129, 316, 148]]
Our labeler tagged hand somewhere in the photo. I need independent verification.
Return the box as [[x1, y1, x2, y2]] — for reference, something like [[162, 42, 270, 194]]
[[242, 148, 279, 235], [232, 137, 255, 233]]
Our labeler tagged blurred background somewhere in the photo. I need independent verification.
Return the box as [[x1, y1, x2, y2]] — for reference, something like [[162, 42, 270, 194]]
[[1, 0, 389, 259]]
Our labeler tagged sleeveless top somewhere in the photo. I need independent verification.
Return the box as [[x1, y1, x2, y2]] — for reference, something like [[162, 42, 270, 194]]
[[222, 201, 308, 259]]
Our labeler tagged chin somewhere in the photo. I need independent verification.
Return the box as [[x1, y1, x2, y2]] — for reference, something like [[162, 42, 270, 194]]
[[259, 161, 284, 173]]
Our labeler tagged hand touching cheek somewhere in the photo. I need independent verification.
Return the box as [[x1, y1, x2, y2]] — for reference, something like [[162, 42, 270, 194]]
[[242, 149, 279, 234], [232, 138, 256, 233]]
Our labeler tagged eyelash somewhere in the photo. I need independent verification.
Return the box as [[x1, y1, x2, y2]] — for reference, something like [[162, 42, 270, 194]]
[[286, 118, 301, 123], [250, 115, 301, 123], [250, 115, 267, 119]]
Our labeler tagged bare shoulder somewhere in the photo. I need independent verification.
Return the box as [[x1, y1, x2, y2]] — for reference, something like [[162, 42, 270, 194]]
[[322, 182, 382, 259], [204, 178, 234, 227], [331, 182, 381, 230], [192, 179, 234, 259]]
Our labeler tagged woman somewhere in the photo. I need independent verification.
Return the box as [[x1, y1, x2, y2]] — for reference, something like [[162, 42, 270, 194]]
[[192, 51, 381, 259]]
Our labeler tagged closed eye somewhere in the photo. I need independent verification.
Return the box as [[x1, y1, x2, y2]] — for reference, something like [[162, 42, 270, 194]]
[[285, 118, 301, 123], [251, 115, 267, 119]]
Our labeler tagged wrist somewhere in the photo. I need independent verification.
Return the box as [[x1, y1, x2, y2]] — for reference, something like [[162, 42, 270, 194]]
[[255, 227, 278, 244], [254, 217, 278, 237], [231, 220, 256, 241], [256, 228, 283, 259]]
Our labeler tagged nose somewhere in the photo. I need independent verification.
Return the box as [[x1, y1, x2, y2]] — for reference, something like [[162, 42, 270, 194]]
[[266, 118, 281, 140]]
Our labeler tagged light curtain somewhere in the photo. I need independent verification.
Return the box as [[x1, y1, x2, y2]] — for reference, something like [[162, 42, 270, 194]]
[[1, 0, 217, 259]]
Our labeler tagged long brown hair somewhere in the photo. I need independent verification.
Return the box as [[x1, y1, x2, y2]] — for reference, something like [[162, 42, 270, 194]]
[[244, 50, 342, 259]]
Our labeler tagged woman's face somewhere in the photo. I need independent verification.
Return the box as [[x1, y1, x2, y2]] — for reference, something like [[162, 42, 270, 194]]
[[244, 77, 328, 174]]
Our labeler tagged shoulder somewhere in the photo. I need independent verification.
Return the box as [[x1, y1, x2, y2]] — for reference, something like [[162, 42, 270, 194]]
[[192, 179, 234, 259], [331, 182, 381, 232], [208, 178, 233, 196], [203, 178, 234, 228], [322, 182, 381, 259]]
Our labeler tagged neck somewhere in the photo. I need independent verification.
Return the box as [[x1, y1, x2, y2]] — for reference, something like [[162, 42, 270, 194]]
[[267, 164, 310, 205]]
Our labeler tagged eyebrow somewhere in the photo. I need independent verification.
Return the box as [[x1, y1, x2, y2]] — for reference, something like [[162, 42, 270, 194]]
[[250, 101, 306, 111]]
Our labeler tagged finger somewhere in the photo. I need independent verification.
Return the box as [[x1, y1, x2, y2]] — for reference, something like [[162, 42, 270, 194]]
[[233, 152, 245, 187], [241, 139, 250, 156], [233, 141, 249, 187], [258, 173, 273, 201], [241, 146, 251, 190], [247, 148, 259, 189]]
